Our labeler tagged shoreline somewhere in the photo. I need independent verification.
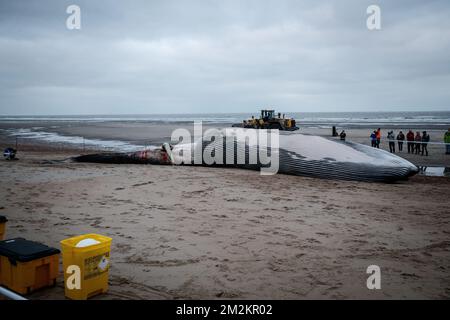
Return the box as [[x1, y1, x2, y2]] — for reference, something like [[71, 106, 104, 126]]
[[1, 121, 449, 167]]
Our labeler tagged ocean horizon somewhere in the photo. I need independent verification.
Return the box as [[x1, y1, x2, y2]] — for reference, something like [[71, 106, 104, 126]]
[[1, 111, 450, 128]]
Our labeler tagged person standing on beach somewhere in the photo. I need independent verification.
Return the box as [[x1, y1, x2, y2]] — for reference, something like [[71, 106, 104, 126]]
[[407, 130, 415, 153], [340, 130, 346, 141], [387, 131, 396, 153], [370, 131, 377, 147], [375, 128, 381, 148], [445, 128, 450, 154], [397, 131, 405, 152], [421, 131, 430, 156], [415, 131, 422, 154]]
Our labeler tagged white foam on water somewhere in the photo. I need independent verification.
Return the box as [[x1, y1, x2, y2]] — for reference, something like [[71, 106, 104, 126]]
[[0, 115, 239, 124]]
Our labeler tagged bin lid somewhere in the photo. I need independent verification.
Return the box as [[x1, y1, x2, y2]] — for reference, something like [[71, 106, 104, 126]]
[[0, 215, 7, 223], [0, 238, 60, 263]]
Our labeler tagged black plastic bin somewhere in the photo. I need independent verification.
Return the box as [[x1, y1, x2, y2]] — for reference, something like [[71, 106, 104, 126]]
[[0, 215, 7, 240]]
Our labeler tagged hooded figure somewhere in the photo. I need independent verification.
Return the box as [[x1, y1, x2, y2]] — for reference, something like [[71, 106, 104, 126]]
[[421, 131, 430, 156], [397, 131, 405, 152], [370, 131, 377, 147]]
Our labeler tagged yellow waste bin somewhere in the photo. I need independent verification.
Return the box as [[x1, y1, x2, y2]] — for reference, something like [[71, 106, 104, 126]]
[[0, 216, 7, 240], [60, 234, 112, 300], [0, 238, 60, 295]]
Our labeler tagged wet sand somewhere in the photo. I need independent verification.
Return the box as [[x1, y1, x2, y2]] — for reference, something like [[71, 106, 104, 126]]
[[0, 148, 449, 299]]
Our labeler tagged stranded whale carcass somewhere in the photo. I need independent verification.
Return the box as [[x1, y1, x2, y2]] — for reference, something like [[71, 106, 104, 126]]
[[274, 133, 418, 182], [74, 129, 418, 182]]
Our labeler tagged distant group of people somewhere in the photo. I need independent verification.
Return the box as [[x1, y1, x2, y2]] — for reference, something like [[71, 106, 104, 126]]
[[370, 128, 431, 155], [336, 127, 450, 156], [406, 130, 430, 156]]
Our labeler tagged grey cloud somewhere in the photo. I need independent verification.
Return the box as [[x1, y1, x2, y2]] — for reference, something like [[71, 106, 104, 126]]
[[0, 0, 449, 114]]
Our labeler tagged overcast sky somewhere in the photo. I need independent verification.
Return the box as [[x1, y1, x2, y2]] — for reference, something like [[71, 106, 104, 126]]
[[0, 0, 449, 115]]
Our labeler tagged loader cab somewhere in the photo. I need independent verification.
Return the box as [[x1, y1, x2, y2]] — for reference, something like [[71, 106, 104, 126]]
[[261, 109, 275, 121]]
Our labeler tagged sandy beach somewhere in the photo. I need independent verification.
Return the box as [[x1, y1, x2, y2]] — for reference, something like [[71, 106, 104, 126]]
[[0, 141, 449, 299]]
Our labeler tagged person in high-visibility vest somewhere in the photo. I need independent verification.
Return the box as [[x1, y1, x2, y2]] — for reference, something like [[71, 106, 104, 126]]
[[444, 128, 450, 154], [375, 128, 381, 148]]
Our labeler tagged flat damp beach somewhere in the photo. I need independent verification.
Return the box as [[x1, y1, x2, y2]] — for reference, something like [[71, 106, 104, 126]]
[[0, 149, 449, 299]]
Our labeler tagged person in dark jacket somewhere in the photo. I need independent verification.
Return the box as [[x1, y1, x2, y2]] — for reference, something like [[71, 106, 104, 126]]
[[421, 131, 430, 156], [415, 131, 422, 154], [340, 130, 346, 141], [397, 131, 405, 152], [406, 130, 415, 153], [370, 131, 377, 147]]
